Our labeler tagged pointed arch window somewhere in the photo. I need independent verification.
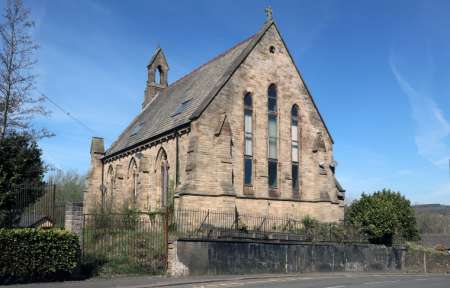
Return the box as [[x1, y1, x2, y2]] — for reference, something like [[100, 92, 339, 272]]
[[291, 105, 300, 193], [267, 84, 278, 189], [128, 158, 138, 202], [155, 148, 169, 207], [105, 166, 115, 210], [244, 92, 253, 186]]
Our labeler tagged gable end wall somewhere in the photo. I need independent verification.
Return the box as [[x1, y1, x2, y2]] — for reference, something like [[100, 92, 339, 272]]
[[176, 25, 343, 221]]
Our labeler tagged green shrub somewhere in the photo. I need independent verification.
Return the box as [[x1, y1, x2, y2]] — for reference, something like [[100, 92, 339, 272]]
[[346, 189, 419, 246], [0, 228, 80, 284], [301, 215, 318, 241]]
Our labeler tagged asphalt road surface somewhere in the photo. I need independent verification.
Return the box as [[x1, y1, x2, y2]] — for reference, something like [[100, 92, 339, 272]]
[[9, 273, 450, 288], [181, 274, 450, 288]]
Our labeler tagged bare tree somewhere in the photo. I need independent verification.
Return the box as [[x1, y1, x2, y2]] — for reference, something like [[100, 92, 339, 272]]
[[47, 169, 86, 203], [0, 0, 49, 140]]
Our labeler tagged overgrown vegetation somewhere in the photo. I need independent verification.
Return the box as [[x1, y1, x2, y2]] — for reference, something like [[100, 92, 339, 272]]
[[270, 215, 364, 242], [82, 213, 165, 275], [346, 189, 420, 246], [0, 228, 80, 284], [405, 241, 449, 255], [80, 197, 167, 276]]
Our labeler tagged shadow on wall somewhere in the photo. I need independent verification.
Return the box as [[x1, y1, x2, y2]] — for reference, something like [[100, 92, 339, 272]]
[[168, 240, 405, 276]]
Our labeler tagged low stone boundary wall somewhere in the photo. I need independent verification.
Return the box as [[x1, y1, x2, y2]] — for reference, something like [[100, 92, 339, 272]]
[[168, 239, 405, 276]]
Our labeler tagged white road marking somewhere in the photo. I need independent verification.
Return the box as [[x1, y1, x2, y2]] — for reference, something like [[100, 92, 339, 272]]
[[189, 275, 445, 288], [363, 280, 399, 285]]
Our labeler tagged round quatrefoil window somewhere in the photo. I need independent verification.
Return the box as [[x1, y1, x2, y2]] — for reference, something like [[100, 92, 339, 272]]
[[269, 46, 276, 53]]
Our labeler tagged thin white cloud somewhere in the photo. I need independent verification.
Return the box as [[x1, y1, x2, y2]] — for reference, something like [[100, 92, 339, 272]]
[[389, 53, 450, 169]]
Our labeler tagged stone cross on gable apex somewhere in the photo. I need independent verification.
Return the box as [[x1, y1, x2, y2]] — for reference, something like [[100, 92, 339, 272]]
[[265, 6, 273, 21]]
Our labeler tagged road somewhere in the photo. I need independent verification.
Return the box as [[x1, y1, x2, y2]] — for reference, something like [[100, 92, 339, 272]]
[[9, 273, 450, 288], [179, 274, 450, 288]]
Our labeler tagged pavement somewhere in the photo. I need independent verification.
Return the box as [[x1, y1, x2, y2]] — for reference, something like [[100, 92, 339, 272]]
[[8, 273, 450, 288]]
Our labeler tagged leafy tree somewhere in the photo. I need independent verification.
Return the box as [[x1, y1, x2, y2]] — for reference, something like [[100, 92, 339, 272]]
[[346, 189, 419, 245], [47, 169, 85, 203], [0, 132, 45, 226], [0, 0, 50, 140]]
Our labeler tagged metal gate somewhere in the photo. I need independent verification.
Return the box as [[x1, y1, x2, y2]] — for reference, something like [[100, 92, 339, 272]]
[[82, 211, 168, 275]]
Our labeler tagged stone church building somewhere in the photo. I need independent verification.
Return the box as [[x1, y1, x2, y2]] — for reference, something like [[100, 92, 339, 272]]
[[85, 17, 345, 222]]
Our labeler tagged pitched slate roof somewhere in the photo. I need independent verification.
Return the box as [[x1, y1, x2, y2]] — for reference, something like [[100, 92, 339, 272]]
[[105, 22, 272, 157], [105, 20, 334, 158]]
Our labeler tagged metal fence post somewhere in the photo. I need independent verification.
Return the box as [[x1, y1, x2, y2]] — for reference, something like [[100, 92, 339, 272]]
[[81, 214, 85, 259], [329, 223, 332, 241], [52, 184, 56, 222], [164, 208, 169, 271]]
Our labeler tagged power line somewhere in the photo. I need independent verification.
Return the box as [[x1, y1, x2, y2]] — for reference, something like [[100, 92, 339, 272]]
[[41, 93, 98, 135]]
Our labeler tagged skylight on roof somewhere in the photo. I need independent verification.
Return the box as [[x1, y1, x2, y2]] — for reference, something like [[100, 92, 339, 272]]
[[171, 98, 192, 117], [130, 122, 144, 136]]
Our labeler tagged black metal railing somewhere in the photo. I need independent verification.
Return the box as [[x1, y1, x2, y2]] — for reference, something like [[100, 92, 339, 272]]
[[1, 183, 65, 228], [80, 208, 389, 275], [82, 212, 167, 275], [172, 208, 367, 243]]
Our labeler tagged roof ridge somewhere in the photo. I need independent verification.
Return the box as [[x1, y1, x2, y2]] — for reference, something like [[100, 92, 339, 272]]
[[168, 33, 258, 89], [190, 20, 274, 120], [105, 21, 274, 158]]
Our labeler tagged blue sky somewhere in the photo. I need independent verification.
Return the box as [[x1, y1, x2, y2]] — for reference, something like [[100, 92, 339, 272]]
[[13, 0, 450, 204]]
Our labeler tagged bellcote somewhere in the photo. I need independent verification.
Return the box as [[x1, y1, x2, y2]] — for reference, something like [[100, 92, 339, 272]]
[[142, 47, 169, 109]]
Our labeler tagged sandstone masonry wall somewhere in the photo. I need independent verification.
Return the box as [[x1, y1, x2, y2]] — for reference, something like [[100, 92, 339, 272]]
[[85, 23, 344, 222], [175, 24, 343, 220], [86, 132, 189, 213]]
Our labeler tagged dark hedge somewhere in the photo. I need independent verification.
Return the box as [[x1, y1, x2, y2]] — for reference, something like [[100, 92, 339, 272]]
[[0, 228, 80, 284]]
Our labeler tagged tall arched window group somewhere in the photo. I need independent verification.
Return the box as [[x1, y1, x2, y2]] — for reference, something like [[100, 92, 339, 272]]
[[121, 148, 170, 209], [243, 84, 300, 194]]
